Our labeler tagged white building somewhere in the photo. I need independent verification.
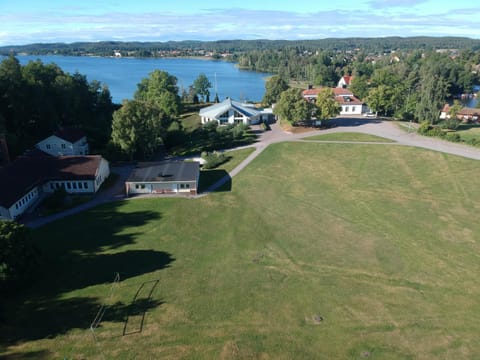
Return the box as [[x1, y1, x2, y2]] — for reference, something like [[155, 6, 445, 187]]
[[126, 161, 200, 196], [337, 75, 353, 88], [36, 128, 89, 156], [0, 151, 109, 220], [199, 98, 272, 125], [302, 87, 368, 116]]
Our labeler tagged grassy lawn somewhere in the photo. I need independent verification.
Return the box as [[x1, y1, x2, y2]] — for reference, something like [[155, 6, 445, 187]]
[[455, 124, 480, 144], [2, 142, 480, 359], [303, 132, 395, 142], [198, 147, 255, 192]]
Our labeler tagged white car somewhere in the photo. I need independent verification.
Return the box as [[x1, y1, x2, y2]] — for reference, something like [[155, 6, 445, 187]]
[[363, 112, 376, 118]]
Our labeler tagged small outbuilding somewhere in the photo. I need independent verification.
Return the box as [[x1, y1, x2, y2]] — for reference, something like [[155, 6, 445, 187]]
[[125, 161, 200, 197]]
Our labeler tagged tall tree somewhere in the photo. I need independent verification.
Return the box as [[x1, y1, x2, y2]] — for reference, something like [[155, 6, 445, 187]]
[[273, 88, 313, 126], [0, 220, 37, 287], [111, 100, 171, 160], [262, 75, 289, 106], [192, 73, 212, 103], [315, 89, 341, 122], [134, 70, 181, 117]]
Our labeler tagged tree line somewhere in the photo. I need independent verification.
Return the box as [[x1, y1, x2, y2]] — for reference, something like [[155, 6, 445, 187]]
[[2, 37, 480, 57], [0, 55, 115, 158]]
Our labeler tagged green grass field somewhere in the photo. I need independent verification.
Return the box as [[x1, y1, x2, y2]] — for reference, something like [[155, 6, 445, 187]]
[[2, 142, 480, 359], [455, 124, 480, 145], [303, 132, 395, 142]]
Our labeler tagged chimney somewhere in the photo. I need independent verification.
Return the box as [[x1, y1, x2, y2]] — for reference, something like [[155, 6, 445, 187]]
[[0, 134, 10, 164]]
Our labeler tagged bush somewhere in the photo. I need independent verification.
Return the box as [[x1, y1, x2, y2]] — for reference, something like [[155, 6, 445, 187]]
[[426, 127, 445, 137], [201, 151, 229, 169], [417, 121, 431, 135], [440, 119, 460, 130], [445, 132, 461, 142], [466, 137, 480, 146]]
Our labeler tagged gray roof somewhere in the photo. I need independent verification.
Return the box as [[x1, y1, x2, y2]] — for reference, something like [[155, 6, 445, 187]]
[[199, 98, 260, 120], [127, 161, 200, 183]]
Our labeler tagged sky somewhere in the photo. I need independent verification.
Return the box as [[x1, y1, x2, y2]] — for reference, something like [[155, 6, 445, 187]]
[[0, 0, 479, 46]]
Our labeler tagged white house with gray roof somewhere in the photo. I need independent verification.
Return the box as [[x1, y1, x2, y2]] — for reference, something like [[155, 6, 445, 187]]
[[125, 161, 200, 197], [199, 98, 272, 125]]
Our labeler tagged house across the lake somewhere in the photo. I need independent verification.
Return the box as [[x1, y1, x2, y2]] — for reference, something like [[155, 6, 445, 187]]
[[0, 150, 109, 220], [199, 98, 273, 125], [125, 161, 200, 197], [36, 128, 89, 156]]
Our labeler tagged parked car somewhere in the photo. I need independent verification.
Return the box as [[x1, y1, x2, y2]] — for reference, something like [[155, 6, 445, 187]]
[[363, 112, 376, 118]]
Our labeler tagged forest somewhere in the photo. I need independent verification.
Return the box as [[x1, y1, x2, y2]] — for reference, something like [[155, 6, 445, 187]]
[[2, 37, 480, 57]]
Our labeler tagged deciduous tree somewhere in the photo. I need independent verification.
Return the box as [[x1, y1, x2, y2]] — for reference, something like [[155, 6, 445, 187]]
[[0, 220, 37, 287], [262, 75, 289, 106], [134, 70, 181, 117], [273, 88, 313, 126], [315, 88, 341, 121], [193, 73, 212, 103], [111, 100, 171, 160]]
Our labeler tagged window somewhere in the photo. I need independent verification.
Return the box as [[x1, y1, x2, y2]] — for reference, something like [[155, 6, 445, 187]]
[[180, 184, 185, 189], [61, 143, 66, 149], [55, 183, 60, 189], [345, 106, 349, 112], [186, 184, 190, 188], [46, 144, 51, 150], [84, 182, 88, 189], [78, 182, 83, 189], [352, 106, 356, 112], [50, 183, 54, 190], [72, 182, 77, 189], [67, 182, 72, 189]]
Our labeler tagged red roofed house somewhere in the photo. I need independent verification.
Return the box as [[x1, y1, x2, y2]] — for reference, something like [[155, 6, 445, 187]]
[[0, 151, 109, 220], [36, 128, 89, 156], [337, 75, 353, 88], [303, 87, 368, 116], [440, 104, 479, 122]]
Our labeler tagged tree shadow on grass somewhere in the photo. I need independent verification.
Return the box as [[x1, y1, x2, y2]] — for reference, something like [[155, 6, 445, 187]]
[[0, 350, 52, 360], [198, 169, 232, 193], [0, 201, 173, 354]]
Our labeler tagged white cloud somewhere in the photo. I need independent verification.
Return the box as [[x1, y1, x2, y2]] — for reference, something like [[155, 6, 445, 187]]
[[0, 5, 479, 45]]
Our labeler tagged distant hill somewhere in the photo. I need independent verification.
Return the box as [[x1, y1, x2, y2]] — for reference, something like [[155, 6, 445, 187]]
[[1, 37, 480, 57]]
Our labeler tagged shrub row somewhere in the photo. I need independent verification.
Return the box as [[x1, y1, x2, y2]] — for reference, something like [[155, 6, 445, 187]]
[[201, 151, 229, 169]]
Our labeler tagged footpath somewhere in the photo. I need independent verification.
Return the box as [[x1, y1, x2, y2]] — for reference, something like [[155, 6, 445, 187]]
[[25, 118, 480, 227]]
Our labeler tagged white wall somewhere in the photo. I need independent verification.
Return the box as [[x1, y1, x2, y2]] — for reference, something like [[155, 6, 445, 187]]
[[36, 135, 89, 156], [43, 180, 96, 194], [7, 186, 41, 220], [340, 104, 363, 115], [94, 158, 110, 192]]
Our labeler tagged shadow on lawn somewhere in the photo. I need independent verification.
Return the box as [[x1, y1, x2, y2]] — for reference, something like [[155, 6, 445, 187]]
[[198, 169, 232, 193], [0, 201, 174, 354]]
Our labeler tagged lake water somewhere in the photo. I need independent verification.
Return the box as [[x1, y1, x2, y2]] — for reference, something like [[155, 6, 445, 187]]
[[15, 55, 270, 104]]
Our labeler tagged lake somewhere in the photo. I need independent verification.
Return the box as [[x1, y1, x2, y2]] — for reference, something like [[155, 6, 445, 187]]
[[15, 55, 270, 104]]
